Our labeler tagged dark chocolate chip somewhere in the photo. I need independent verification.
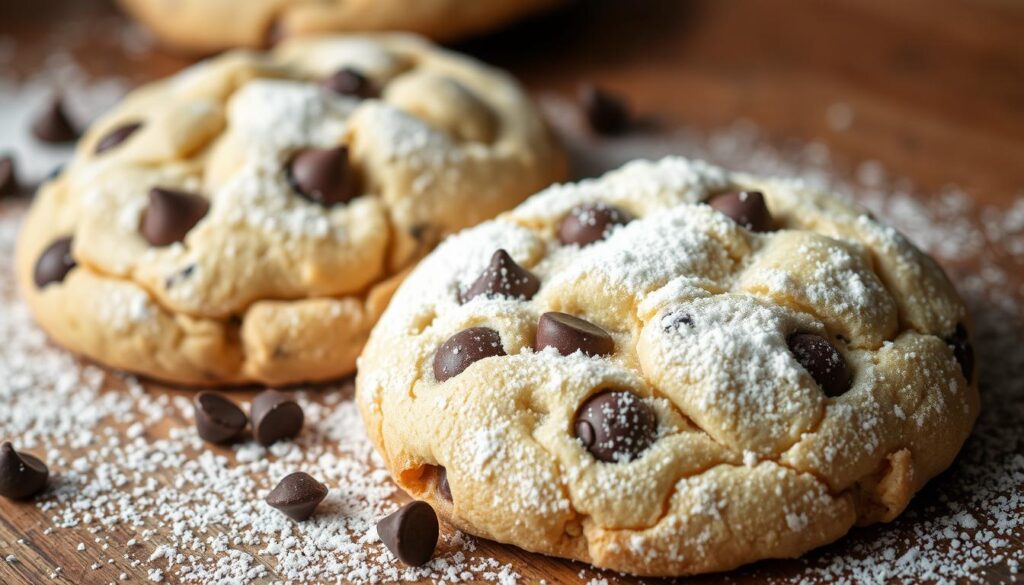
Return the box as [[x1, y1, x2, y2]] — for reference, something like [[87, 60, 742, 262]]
[[251, 390, 304, 446], [788, 333, 852, 397], [165, 264, 196, 289], [662, 312, 694, 333], [709, 191, 773, 232], [0, 442, 49, 500], [947, 323, 974, 381], [33, 237, 76, 288], [436, 467, 452, 501], [266, 472, 328, 521], [31, 96, 79, 143], [95, 122, 143, 154], [574, 390, 657, 463], [558, 202, 633, 246], [432, 327, 505, 382], [0, 156, 17, 197], [535, 312, 614, 357], [579, 84, 630, 135], [287, 146, 360, 206], [322, 68, 376, 99], [193, 391, 247, 444], [460, 249, 540, 303], [376, 501, 439, 567], [141, 187, 210, 247]]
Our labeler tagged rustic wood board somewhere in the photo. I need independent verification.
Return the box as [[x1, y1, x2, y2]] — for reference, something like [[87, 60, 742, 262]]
[[1, 0, 1023, 583]]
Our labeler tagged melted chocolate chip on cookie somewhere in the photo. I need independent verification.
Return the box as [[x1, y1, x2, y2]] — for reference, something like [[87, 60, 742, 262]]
[[709, 191, 773, 232], [574, 390, 656, 463], [34, 236, 76, 288], [788, 333, 852, 397], [322, 68, 377, 99], [376, 501, 439, 567], [433, 327, 505, 382], [287, 146, 360, 206], [535, 312, 614, 357], [460, 249, 540, 303], [141, 188, 210, 247], [558, 202, 633, 246], [95, 122, 143, 154], [946, 323, 974, 381]]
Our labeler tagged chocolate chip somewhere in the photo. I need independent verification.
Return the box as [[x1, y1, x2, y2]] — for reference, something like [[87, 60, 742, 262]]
[[193, 391, 247, 444], [947, 323, 974, 381], [141, 187, 210, 247], [165, 264, 196, 289], [95, 122, 143, 154], [558, 202, 633, 246], [34, 236, 76, 288], [788, 333, 852, 397], [535, 312, 614, 357], [266, 472, 328, 521], [709, 191, 773, 232], [579, 84, 630, 135], [322, 68, 376, 99], [460, 249, 540, 303], [662, 311, 694, 333], [0, 156, 18, 197], [376, 501, 439, 567], [251, 390, 304, 446], [287, 146, 360, 206], [574, 391, 656, 463], [433, 327, 505, 382], [0, 442, 49, 500], [436, 467, 452, 501], [31, 96, 78, 144]]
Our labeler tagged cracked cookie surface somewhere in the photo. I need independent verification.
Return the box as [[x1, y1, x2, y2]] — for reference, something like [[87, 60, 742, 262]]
[[356, 157, 978, 577], [16, 33, 566, 386]]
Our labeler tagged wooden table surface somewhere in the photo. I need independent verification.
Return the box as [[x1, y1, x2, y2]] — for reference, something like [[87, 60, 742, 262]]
[[1, 1, 1023, 583]]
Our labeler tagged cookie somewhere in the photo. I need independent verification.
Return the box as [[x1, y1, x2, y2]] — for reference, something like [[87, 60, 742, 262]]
[[356, 157, 979, 576], [118, 0, 565, 54], [15, 34, 566, 387]]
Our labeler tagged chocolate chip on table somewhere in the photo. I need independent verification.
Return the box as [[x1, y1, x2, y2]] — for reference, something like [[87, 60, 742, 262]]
[[433, 327, 506, 382], [579, 84, 630, 135], [376, 501, 439, 567], [788, 333, 852, 397], [95, 122, 143, 154], [141, 187, 210, 247], [574, 390, 657, 463], [460, 249, 540, 303], [193, 391, 247, 444], [558, 202, 633, 246], [0, 156, 18, 197], [709, 191, 773, 232], [321, 68, 376, 99], [287, 146, 360, 206], [535, 312, 615, 357], [31, 95, 79, 144], [251, 390, 304, 446], [946, 323, 975, 381], [266, 472, 329, 521], [0, 442, 49, 500], [33, 236, 76, 288]]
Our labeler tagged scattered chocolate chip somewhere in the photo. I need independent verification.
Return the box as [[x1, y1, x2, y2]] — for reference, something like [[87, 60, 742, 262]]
[[0, 442, 49, 500], [322, 68, 376, 99], [287, 146, 360, 206], [0, 156, 17, 197], [574, 391, 657, 463], [95, 122, 143, 154], [558, 202, 633, 246], [266, 472, 328, 521], [709, 191, 773, 232], [433, 327, 505, 382], [141, 187, 210, 247], [193, 391, 247, 444], [251, 390, 304, 446], [460, 249, 540, 303], [947, 323, 975, 381], [788, 333, 852, 397], [31, 96, 79, 143], [535, 312, 614, 357], [376, 501, 439, 567], [33, 237, 76, 288], [579, 84, 630, 135]]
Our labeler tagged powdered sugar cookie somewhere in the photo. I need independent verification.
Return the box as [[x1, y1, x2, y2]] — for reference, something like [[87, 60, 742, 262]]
[[15, 34, 566, 386], [356, 157, 978, 576]]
